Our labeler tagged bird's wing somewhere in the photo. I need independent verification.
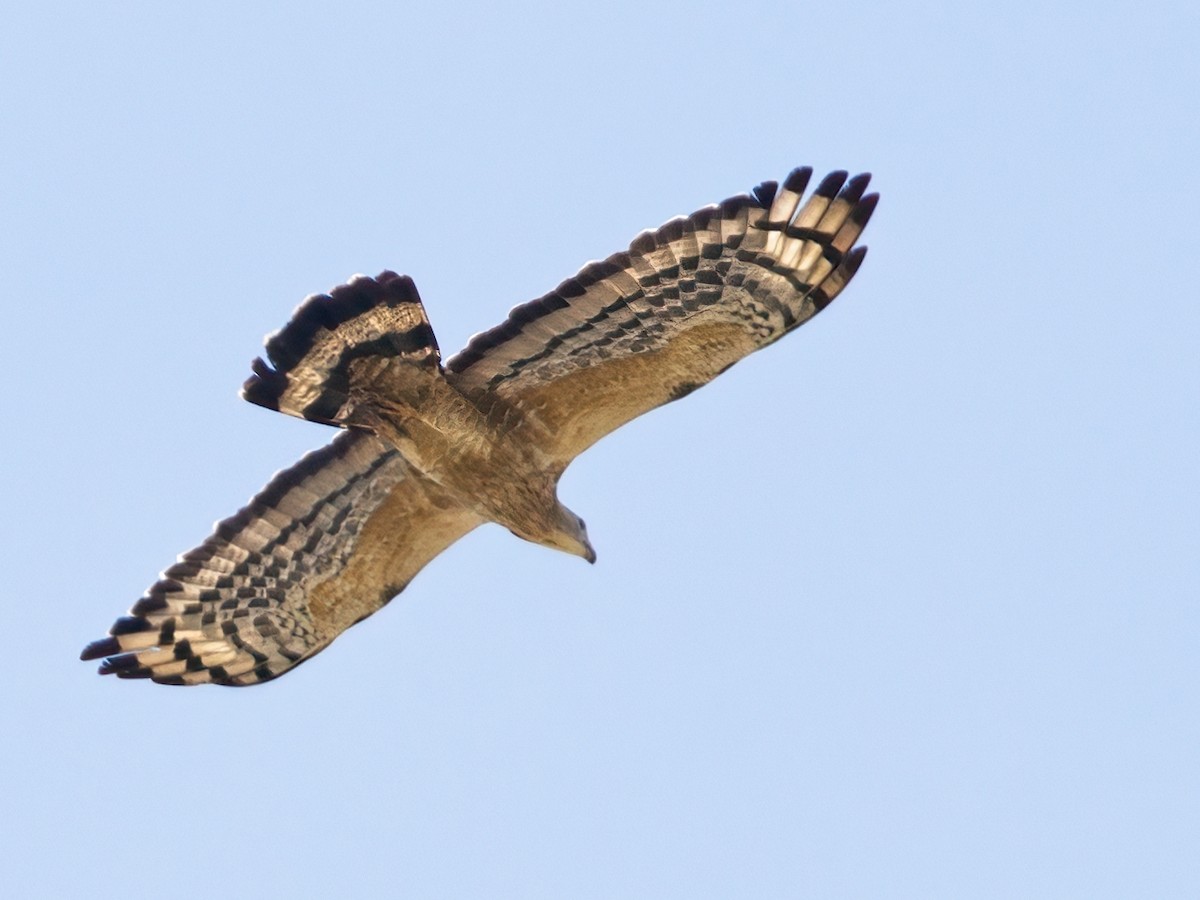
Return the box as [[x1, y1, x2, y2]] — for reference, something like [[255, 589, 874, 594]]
[[445, 167, 876, 469], [81, 430, 483, 685]]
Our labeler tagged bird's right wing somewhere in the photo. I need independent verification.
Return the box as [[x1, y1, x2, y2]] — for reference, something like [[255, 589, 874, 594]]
[[81, 430, 483, 686]]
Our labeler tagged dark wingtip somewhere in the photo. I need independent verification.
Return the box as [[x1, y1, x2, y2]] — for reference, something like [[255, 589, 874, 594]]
[[840, 173, 872, 204], [630, 230, 657, 254], [97, 653, 144, 676], [109, 616, 151, 636], [751, 180, 778, 207], [657, 217, 684, 243], [814, 170, 849, 198], [131, 593, 170, 615], [719, 196, 749, 217], [853, 193, 880, 226], [783, 166, 813, 193], [242, 357, 285, 410], [80, 637, 121, 661], [809, 245, 869, 312], [376, 270, 420, 301]]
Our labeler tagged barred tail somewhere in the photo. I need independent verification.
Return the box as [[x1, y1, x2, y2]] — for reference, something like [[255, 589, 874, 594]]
[[242, 270, 441, 427]]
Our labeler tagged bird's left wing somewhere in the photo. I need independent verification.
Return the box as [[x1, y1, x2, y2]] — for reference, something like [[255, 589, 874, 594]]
[[446, 167, 876, 469], [81, 430, 483, 685]]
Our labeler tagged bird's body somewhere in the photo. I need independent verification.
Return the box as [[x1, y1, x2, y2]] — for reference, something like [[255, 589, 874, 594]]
[[81, 166, 877, 685], [345, 354, 591, 561]]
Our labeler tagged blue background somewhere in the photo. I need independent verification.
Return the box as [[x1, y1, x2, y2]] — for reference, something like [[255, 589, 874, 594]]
[[4, 1, 1196, 896]]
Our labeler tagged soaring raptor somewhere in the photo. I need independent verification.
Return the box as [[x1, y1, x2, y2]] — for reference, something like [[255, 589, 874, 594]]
[[81, 166, 877, 685]]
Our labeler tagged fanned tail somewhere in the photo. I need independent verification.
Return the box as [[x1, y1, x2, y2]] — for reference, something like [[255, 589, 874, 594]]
[[242, 271, 441, 427]]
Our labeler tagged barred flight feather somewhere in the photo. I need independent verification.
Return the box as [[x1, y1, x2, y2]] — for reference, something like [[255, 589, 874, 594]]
[[81, 431, 481, 684], [446, 166, 875, 464], [83, 165, 876, 685]]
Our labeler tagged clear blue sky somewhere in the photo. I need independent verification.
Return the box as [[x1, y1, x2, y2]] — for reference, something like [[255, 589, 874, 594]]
[[3, 1, 1196, 897]]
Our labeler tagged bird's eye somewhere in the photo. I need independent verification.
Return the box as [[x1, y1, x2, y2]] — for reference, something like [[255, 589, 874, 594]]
[[578, 518, 587, 529]]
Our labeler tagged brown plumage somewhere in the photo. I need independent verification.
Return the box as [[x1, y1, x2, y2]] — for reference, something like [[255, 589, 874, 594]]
[[81, 166, 877, 685]]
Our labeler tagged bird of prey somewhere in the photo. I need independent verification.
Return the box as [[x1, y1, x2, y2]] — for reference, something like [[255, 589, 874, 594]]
[[81, 166, 877, 686]]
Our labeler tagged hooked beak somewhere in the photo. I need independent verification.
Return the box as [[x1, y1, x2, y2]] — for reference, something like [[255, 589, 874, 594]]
[[583, 542, 596, 565]]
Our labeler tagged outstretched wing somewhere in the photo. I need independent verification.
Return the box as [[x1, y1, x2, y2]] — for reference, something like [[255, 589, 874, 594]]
[[446, 167, 876, 467], [81, 431, 483, 685]]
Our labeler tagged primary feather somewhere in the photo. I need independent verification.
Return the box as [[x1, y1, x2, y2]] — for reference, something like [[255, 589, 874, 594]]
[[82, 166, 877, 685]]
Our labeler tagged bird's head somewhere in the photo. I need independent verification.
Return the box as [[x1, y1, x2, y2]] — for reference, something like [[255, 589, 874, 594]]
[[564, 510, 596, 564], [524, 504, 595, 564]]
